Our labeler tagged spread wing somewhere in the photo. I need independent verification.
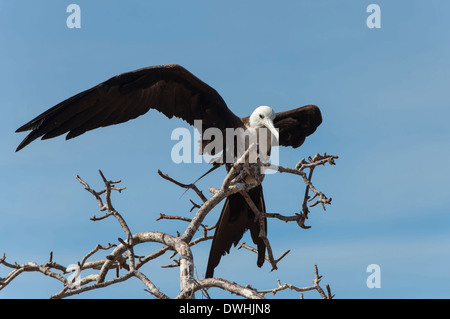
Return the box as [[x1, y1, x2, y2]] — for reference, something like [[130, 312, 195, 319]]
[[15, 64, 242, 151], [273, 104, 322, 148]]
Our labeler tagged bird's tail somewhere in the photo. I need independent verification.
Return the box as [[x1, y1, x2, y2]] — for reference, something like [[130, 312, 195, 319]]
[[205, 185, 266, 278]]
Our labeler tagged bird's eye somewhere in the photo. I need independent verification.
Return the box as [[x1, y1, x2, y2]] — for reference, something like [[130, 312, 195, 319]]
[[259, 114, 264, 119]]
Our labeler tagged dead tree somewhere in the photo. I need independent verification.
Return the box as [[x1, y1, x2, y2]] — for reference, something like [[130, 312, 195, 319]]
[[0, 152, 338, 299]]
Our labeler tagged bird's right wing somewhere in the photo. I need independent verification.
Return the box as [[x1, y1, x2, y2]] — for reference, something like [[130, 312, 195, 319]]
[[15, 64, 242, 151]]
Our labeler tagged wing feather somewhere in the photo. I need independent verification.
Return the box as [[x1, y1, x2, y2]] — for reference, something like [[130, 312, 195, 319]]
[[273, 104, 322, 148], [16, 64, 242, 151]]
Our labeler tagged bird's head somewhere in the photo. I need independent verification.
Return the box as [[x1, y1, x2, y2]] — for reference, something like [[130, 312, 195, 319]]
[[249, 105, 279, 141]]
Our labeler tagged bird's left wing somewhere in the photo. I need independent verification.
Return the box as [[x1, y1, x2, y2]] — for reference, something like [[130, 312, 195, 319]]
[[273, 104, 322, 148]]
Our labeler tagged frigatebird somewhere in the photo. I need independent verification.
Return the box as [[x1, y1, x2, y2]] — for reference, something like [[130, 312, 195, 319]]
[[15, 64, 322, 278]]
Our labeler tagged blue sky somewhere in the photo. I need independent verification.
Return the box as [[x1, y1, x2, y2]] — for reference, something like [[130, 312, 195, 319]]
[[1, 0, 450, 299]]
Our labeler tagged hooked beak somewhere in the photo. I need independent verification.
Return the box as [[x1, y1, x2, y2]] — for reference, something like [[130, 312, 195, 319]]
[[263, 118, 279, 141]]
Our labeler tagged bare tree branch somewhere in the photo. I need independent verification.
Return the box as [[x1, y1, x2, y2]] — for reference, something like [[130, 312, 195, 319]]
[[158, 169, 207, 203], [1, 152, 338, 299], [258, 265, 334, 299], [238, 243, 291, 269]]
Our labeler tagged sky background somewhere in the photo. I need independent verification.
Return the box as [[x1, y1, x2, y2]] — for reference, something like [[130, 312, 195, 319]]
[[1, 0, 449, 299]]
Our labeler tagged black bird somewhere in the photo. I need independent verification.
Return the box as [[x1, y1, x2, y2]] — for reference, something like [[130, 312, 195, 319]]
[[15, 64, 322, 278]]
